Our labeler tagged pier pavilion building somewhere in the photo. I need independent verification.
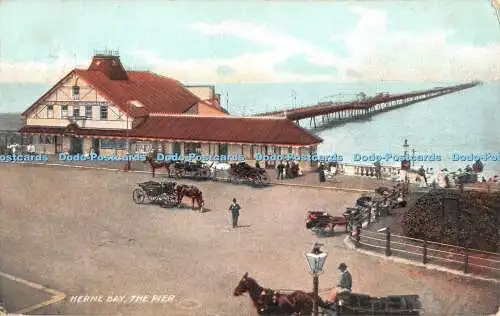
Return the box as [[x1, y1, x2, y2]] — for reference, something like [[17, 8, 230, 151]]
[[18, 52, 321, 167]]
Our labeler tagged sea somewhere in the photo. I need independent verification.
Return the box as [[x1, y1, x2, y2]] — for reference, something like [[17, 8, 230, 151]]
[[1, 81, 499, 176]]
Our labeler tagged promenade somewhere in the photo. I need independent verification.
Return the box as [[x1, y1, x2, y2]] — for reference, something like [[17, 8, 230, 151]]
[[1, 162, 499, 315]]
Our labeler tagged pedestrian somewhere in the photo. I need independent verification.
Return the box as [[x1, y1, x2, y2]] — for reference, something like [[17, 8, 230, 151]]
[[255, 160, 261, 169], [277, 162, 284, 180], [418, 165, 427, 184], [319, 163, 326, 182], [228, 198, 241, 228]]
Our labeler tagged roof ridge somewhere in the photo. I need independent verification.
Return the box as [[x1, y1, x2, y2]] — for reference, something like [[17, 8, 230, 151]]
[[148, 113, 287, 120]]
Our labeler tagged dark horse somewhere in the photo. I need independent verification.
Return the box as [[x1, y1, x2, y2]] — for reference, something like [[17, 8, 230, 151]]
[[143, 154, 174, 178], [233, 272, 313, 315], [176, 184, 204, 212]]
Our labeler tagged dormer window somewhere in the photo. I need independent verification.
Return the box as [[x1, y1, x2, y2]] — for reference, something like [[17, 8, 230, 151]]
[[72, 86, 80, 100], [129, 100, 144, 108]]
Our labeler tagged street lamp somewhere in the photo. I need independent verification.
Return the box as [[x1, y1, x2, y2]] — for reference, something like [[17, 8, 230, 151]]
[[402, 139, 410, 198], [411, 148, 416, 168], [124, 105, 131, 171], [305, 243, 328, 316]]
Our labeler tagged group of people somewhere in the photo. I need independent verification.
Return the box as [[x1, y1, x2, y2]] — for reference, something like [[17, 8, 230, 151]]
[[276, 160, 301, 180]]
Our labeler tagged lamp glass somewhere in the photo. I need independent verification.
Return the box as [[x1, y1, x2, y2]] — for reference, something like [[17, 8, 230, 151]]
[[305, 252, 328, 274]]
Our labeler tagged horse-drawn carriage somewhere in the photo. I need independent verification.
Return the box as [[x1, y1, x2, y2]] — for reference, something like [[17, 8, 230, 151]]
[[132, 181, 178, 207], [305, 211, 350, 235], [306, 187, 408, 235], [229, 162, 270, 186], [234, 273, 421, 316], [321, 292, 421, 315], [143, 155, 211, 180], [170, 161, 211, 180], [132, 180, 204, 211]]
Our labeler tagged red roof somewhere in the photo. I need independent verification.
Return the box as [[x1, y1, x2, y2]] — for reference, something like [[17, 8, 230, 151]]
[[20, 115, 322, 146], [75, 70, 200, 117], [22, 56, 201, 118], [141, 115, 321, 145]]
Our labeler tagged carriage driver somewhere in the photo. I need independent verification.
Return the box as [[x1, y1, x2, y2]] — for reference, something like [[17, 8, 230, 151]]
[[324, 262, 352, 305]]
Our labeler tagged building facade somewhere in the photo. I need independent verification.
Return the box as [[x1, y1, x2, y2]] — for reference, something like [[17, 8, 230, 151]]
[[19, 53, 322, 168]]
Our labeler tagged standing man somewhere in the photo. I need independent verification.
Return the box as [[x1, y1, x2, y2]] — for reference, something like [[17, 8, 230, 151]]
[[325, 262, 352, 304], [229, 198, 241, 228]]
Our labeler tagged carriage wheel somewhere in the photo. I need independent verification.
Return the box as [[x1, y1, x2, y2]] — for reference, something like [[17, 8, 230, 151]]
[[326, 223, 335, 235], [132, 189, 146, 204], [200, 169, 210, 179], [229, 175, 238, 184], [259, 174, 270, 185]]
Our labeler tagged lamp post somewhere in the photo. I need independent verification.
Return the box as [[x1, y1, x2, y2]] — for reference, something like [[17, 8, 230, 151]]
[[411, 148, 416, 168], [124, 105, 131, 171], [305, 243, 328, 316], [402, 139, 410, 198]]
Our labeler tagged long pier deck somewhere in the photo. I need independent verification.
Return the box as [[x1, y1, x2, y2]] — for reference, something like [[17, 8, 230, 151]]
[[254, 81, 481, 128]]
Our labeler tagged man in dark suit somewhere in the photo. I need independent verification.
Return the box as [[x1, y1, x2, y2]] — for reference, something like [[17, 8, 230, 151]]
[[229, 198, 241, 228]]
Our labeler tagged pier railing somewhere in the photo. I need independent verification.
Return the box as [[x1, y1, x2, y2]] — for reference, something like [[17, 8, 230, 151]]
[[350, 229, 500, 280]]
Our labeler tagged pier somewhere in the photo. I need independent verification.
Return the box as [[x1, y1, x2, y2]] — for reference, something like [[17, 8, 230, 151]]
[[255, 81, 481, 129]]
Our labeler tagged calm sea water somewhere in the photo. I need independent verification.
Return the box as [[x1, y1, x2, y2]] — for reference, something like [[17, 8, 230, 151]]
[[1, 81, 499, 175]]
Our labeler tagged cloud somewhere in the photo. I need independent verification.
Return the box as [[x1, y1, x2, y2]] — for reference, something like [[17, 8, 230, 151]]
[[216, 65, 236, 76], [275, 54, 338, 75], [1, 8, 499, 84], [0, 53, 87, 84], [338, 7, 500, 81], [122, 15, 500, 82]]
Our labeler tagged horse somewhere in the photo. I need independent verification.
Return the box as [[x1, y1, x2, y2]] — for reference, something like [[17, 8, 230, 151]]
[[143, 154, 174, 178], [233, 272, 314, 315], [176, 184, 204, 212]]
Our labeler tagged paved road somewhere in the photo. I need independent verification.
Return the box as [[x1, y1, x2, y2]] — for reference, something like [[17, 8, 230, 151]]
[[0, 164, 498, 315]]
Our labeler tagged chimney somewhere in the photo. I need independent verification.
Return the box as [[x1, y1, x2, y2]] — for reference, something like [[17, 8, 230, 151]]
[[88, 50, 129, 80]]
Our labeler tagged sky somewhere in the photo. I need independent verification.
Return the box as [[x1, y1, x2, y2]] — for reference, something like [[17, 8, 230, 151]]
[[0, 0, 499, 84]]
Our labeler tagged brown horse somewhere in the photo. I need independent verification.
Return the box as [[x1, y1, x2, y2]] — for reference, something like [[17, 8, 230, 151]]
[[144, 155, 173, 178], [233, 272, 313, 315], [176, 184, 204, 212]]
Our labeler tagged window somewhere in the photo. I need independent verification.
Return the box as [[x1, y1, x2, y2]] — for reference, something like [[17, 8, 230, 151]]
[[73, 107, 80, 118], [72, 86, 80, 100], [100, 106, 108, 120], [85, 105, 92, 119], [38, 135, 53, 144], [47, 105, 54, 119], [61, 105, 68, 118], [184, 143, 201, 155], [100, 139, 127, 149]]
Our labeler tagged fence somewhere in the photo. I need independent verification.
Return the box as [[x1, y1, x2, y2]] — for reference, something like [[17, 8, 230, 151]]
[[351, 229, 500, 280]]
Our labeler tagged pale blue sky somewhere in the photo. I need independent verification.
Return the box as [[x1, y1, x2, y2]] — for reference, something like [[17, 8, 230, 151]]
[[1, 0, 499, 83]]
